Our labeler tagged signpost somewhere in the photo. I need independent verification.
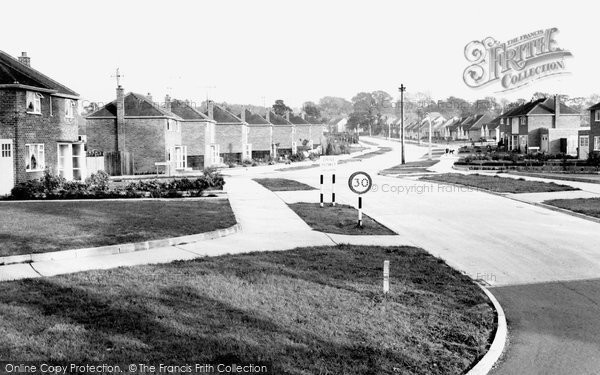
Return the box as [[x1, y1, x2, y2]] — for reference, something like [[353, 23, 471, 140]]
[[319, 156, 338, 207], [383, 260, 390, 294], [348, 171, 373, 227]]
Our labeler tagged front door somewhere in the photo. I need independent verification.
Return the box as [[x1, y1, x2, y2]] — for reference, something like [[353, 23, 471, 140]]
[[0, 139, 14, 195], [541, 134, 549, 153], [579, 136, 590, 160]]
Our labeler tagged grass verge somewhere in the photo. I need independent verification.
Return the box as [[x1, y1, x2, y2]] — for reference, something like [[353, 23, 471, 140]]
[[508, 171, 600, 185], [544, 198, 600, 218], [0, 199, 236, 256], [288, 202, 395, 235], [421, 173, 579, 194], [381, 160, 439, 175], [0, 245, 494, 375], [253, 178, 316, 191]]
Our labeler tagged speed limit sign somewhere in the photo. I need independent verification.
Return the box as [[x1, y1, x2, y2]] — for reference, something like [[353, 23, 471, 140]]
[[348, 171, 372, 195]]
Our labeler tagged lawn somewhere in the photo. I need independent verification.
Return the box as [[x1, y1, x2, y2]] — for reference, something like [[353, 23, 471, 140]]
[[381, 160, 439, 175], [421, 173, 579, 194], [0, 200, 236, 256], [544, 198, 600, 218], [508, 171, 600, 185], [253, 178, 316, 191], [288, 203, 396, 235], [0, 245, 494, 375]]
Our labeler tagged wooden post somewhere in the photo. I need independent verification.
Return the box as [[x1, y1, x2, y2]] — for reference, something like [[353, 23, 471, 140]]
[[383, 260, 390, 294], [331, 174, 336, 206], [320, 174, 324, 207], [358, 196, 363, 227]]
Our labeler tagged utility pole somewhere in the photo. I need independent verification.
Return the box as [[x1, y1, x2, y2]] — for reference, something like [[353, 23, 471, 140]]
[[399, 84, 406, 164], [426, 114, 433, 160]]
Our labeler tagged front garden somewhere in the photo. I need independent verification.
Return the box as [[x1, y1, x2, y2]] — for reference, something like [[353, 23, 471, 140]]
[[0, 245, 495, 374], [544, 198, 600, 219]]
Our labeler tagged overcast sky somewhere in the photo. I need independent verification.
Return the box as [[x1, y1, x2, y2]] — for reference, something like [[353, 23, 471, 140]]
[[1, 0, 595, 108]]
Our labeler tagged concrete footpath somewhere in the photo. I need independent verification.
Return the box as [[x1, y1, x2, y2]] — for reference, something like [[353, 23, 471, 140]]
[[0, 175, 404, 282]]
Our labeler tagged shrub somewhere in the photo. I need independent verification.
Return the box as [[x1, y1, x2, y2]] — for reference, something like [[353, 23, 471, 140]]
[[10, 179, 45, 200], [289, 153, 306, 162], [42, 170, 66, 191], [85, 171, 110, 191]]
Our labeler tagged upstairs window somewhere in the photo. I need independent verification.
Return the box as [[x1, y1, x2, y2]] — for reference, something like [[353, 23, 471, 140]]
[[26, 91, 43, 114], [519, 117, 526, 125], [595, 136, 600, 151], [25, 144, 45, 171], [595, 111, 600, 122], [65, 100, 75, 118]]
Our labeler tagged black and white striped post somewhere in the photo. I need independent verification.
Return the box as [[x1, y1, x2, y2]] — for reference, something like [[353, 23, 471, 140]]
[[320, 174, 324, 207], [331, 174, 336, 206], [348, 171, 373, 228]]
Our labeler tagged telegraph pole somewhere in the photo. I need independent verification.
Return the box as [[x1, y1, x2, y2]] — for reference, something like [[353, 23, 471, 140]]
[[399, 84, 406, 164]]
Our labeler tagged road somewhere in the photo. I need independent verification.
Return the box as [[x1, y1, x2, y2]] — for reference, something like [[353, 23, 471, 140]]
[[227, 136, 600, 374]]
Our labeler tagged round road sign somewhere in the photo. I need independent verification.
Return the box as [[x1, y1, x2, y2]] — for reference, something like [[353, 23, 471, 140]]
[[348, 171, 372, 194]]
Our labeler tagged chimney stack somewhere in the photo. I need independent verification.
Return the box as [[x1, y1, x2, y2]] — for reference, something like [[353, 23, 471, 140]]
[[207, 101, 214, 120], [147, 93, 153, 103], [554, 94, 560, 122], [18, 52, 30, 67], [116, 85, 125, 151], [240, 106, 247, 122], [285, 110, 290, 122], [265, 110, 270, 123], [164, 94, 171, 112]]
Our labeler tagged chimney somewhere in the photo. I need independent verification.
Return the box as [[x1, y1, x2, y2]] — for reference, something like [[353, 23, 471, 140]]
[[146, 93, 153, 103], [207, 101, 214, 120], [18, 52, 30, 67], [240, 106, 246, 122], [265, 110, 270, 123], [116, 85, 125, 151], [285, 110, 290, 122], [554, 94, 560, 122], [164, 94, 171, 112]]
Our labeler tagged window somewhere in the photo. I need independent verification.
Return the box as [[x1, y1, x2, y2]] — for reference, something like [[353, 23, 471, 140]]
[[174, 146, 187, 169], [166, 119, 171, 131], [65, 100, 75, 118], [580, 136, 589, 148], [26, 91, 43, 114], [595, 136, 600, 151], [166, 119, 180, 132], [1, 143, 11, 158], [595, 111, 600, 122], [25, 144, 45, 171], [519, 117, 526, 125]]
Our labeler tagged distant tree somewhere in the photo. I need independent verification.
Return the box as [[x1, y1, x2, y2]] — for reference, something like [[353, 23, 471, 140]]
[[505, 98, 527, 111], [272, 100, 292, 116], [318, 96, 353, 121], [302, 101, 321, 119]]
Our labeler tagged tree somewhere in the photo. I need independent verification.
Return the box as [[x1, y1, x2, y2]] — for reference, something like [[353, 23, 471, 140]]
[[302, 101, 321, 119], [272, 99, 292, 116], [318, 96, 352, 121]]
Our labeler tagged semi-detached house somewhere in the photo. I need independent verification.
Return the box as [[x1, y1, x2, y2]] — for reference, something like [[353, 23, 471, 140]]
[[0, 50, 83, 195]]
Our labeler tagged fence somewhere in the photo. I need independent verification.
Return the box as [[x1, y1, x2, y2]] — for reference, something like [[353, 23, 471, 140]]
[[104, 151, 134, 176], [86, 156, 105, 175]]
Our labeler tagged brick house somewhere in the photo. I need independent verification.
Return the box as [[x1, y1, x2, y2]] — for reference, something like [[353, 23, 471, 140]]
[[0, 51, 84, 195], [239, 108, 273, 160], [265, 110, 295, 155], [466, 113, 493, 141], [580, 102, 600, 159], [205, 102, 250, 163], [481, 116, 502, 141], [307, 117, 325, 148], [288, 112, 312, 148], [500, 97, 582, 154], [168, 98, 218, 169], [86, 88, 188, 175]]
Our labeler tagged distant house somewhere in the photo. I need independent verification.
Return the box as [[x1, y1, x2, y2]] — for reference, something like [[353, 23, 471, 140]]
[[466, 113, 493, 141], [482, 116, 502, 141], [0, 50, 84, 195], [580, 102, 600, 159], [440, 117, 460, 139], [87, 89, 187, 175], [306, 115, 325, 147], [205, 102, 250, 163], [240, 108, 273, 160], [169, 97, 218, 169], [500, 96, 583, 154], [265, 111, 295, 155], [288, 112, 311, 148]]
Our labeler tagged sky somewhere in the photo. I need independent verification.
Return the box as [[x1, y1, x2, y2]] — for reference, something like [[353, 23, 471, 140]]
[[0, 0, 596, 109]]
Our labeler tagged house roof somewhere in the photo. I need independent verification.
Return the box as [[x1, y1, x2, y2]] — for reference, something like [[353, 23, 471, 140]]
[[288, 113, 309, 125], [240, 109, 269, 125], [528, 97, 579, 115], [265, 111, 292, 125], [485, 116, 503, 130], [588, 102, 600, 111], [204, 104, 243, 124], [0, 50, 79, 97], [87, 92, 182, 119], [469, 113, 493, 130], [170, 99, 211, 121], [448, 117, 467, 131]]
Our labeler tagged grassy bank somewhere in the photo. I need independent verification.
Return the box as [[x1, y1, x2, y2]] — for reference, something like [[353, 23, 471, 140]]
[[544, 198, 600, 218], [0, 245, 494, 374], [421, 173, 578, 194], [0, 199, 236, 256], [253, 178, 316, 191]]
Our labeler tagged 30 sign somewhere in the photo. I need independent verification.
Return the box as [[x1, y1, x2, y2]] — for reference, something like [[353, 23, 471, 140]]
[[348, 171, 372, 195]]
